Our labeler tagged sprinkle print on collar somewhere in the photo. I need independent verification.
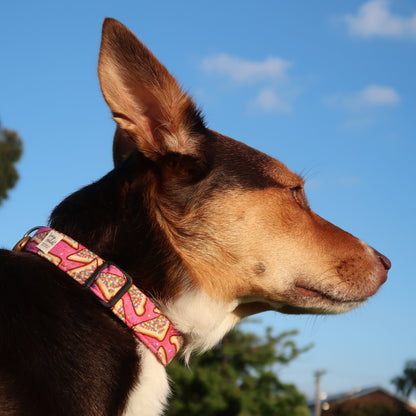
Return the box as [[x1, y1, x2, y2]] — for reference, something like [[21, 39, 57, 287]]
[[22, 227, 183, 366]]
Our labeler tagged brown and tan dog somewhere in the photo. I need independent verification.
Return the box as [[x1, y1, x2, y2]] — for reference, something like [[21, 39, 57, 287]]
[[0, 18, 390, 416]]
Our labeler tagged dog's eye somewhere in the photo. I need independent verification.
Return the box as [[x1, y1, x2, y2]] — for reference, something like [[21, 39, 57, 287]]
[[291, 186, 309, 209]]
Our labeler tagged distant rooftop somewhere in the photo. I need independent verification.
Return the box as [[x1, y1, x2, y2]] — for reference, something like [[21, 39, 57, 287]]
[[308, 386, 416, 416]]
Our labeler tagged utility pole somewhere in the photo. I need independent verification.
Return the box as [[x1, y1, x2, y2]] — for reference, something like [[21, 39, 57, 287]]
[[314, 370, 327, 416]]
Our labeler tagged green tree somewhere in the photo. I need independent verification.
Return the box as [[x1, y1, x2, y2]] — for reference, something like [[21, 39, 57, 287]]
[[392, 360, 416, 398], [167, 326, 312, 416], [0, 121, 23, 206]]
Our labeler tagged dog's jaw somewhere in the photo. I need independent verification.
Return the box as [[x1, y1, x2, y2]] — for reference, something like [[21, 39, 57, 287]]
[[158, 284, 362, 364], [158, 238, 389, 356]]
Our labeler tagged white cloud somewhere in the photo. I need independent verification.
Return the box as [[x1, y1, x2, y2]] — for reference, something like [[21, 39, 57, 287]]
[[326, 85, 400, 111], [201, 53, 297, 114], [201, 53, 292, 83], [250, 88, 292, 113], [358, 85, 400, 106], [343, 0, 416, 39]]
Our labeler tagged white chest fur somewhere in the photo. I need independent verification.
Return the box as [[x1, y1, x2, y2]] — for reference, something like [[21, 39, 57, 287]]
[[123, 344, 170, 416], [123, 289, 239, 415]]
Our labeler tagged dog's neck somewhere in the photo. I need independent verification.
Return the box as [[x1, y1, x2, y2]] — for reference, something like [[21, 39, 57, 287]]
[[48, 154, 242, 359], [49, 154, 181, 300]]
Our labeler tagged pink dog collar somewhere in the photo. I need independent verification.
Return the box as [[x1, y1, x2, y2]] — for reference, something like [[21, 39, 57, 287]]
[[20, 227, 183, 366]]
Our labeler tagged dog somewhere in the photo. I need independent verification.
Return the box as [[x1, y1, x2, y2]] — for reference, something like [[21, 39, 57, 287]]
[[0, 18, 390, 416]]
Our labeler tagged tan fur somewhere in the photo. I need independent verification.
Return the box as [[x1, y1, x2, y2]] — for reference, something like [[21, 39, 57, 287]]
[[99, 19, 201, 161], [99, 18, 389, 324], [0, 18, 390, 416], [158, 184, 383, 314], [95, 17, 388, 414]]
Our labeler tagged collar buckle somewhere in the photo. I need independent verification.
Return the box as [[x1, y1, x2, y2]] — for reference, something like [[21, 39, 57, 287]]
[[84, 261, 133, 308]]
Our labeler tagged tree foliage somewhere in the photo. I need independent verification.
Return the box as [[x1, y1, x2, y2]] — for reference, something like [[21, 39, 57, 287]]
[[392, 360, 416, 398], [0, 121, 23, 206], [166, 325, 312, 416]]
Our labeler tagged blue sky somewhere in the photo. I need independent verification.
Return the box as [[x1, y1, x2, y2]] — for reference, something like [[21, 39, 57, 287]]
[[1, 0, 415, 402]]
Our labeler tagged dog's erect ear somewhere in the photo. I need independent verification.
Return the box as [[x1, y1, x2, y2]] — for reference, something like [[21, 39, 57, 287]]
[[99, 18, 205, 162]]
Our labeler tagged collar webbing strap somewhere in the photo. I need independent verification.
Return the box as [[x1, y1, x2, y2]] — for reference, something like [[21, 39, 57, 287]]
[[22, 227, 183, 366]]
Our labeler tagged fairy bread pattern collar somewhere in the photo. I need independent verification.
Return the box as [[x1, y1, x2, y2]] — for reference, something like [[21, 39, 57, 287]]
[[20, 227, 183, 366]]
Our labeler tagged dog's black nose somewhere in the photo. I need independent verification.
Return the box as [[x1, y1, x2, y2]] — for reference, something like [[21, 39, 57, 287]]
[[370, 248, 390, 287], [376, 251, 391, 271], [372, 249, 391, 288]]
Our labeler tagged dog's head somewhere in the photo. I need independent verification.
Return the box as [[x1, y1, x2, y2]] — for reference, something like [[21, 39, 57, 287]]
[[97, 18, 389, 323]]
